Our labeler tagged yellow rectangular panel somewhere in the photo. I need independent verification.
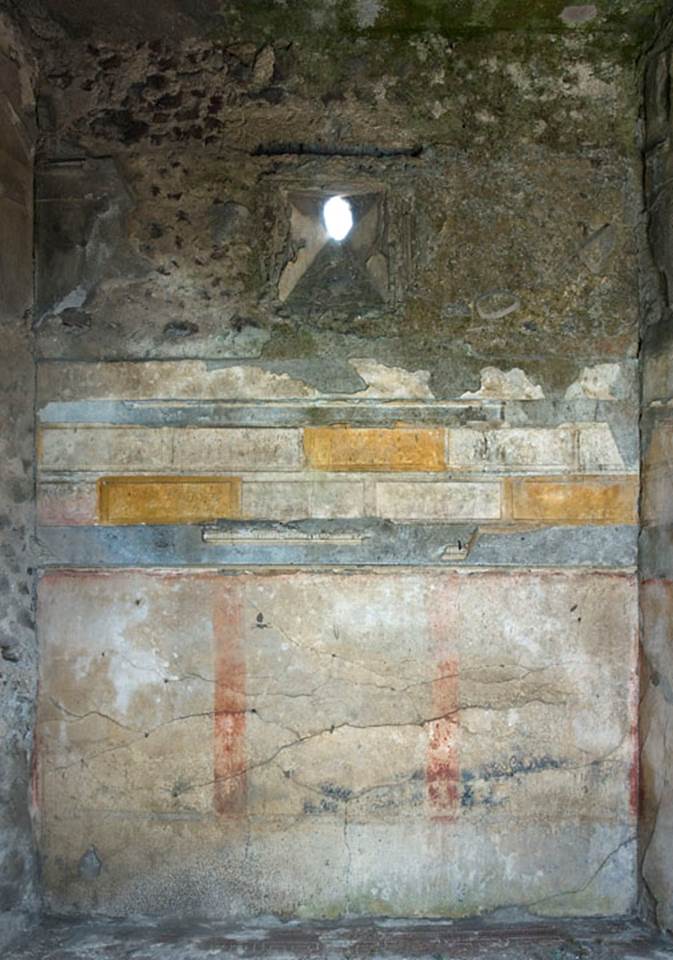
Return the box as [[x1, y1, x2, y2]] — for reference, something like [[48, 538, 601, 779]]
[[98, 476, 241, 525], [510, 476, 638, 524], [304, 427, 445, 472]]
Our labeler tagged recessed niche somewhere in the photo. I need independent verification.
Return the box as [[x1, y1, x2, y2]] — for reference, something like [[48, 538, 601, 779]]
[[274, 184, 392, 314]]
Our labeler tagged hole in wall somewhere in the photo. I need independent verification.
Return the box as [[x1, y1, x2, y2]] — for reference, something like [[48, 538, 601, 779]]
[[323, 196, 353, 242]]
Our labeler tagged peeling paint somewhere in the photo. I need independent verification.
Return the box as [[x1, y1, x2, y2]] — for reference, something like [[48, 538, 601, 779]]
[[461, 367, 545, 401], [565, 363, 626, 401], [350, 358, 435, 400]]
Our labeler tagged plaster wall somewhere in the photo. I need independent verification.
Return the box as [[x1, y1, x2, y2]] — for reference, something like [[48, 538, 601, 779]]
[[26, 10, 644, 921], [37, 568, 638, 919]]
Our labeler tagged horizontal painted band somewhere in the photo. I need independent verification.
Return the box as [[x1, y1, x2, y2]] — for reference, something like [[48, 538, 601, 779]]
[[37, 400, 503, 427], [37, 424, 636, 475], [36, 521, 638, 569]]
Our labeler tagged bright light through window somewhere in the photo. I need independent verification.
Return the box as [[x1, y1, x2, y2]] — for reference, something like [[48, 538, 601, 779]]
[[323, 196, 353, 242]]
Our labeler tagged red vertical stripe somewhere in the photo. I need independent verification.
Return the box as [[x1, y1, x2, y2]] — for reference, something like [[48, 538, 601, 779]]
[[426, 579, 460, 821], [629, 628, 640, 819], [213, 582, 247, 815], [426, 657, 460, 819]]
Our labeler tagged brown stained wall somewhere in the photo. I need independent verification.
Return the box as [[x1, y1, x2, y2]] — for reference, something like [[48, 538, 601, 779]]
[[30, 27, 641, 392], [0, 11, 36, 948]]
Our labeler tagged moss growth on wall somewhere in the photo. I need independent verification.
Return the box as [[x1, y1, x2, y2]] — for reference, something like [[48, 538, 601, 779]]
[[210, 0, 666, 47]]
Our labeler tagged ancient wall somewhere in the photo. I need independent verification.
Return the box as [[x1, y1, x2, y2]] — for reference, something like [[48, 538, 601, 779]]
[[31, 9, 642, 920], [0, 11, 36, 949], [640, 19, 673, 934]]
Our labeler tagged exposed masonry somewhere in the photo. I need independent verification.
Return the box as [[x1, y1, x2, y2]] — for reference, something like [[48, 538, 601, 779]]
[[0, 12, 36, 946]]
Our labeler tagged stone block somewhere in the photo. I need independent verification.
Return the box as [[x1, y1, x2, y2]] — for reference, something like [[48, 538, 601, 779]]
[[577, 424, 627, 472], [242, 480, 364, 521], [510, 477, 638, 524], [304, 427, 445, 472], [642, 347, 673, 405], [98, 477, 241, 525], [375, 481, 501, 521], [642, 420, 673, 525], [39, 426, 304, 474], [173, 428, 303, 472], [448, 427, 575, 472], [643, 419, 673, 470], [39, 427, 172, 472], [37, 482, 97, 525]]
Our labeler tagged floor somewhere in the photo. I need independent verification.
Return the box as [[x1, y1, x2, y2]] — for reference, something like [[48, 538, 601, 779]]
[[4, 917, 673, 960]]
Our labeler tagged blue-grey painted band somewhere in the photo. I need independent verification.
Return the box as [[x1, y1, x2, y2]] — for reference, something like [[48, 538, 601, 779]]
[[37, 520, 638, 569], [38, 398, 636, 429], [38, 400, 503, 428]]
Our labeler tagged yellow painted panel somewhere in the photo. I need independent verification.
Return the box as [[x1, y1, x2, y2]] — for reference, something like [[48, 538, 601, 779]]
[[304, 427, 445, 472], [98, 476, 241, 525], [510, 476, 638, 524]]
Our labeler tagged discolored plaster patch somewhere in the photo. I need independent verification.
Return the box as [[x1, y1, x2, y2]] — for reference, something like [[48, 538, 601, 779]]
[[560, 5, 599, 26]]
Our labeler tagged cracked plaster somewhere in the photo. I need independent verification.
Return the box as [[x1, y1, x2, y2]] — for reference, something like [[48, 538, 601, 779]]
[[35, 569, 638, 919]]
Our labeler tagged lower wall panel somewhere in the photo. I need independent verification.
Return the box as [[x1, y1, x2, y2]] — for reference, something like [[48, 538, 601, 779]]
[[35, 568, 638, 919]]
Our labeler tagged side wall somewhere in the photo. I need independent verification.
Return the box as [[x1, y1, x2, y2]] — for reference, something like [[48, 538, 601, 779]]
[[0, 11, 36, 948], [640, 24, 673, 934]]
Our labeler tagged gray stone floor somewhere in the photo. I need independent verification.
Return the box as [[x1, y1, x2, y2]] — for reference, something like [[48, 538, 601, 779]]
[[4, 917, 673, 960]]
